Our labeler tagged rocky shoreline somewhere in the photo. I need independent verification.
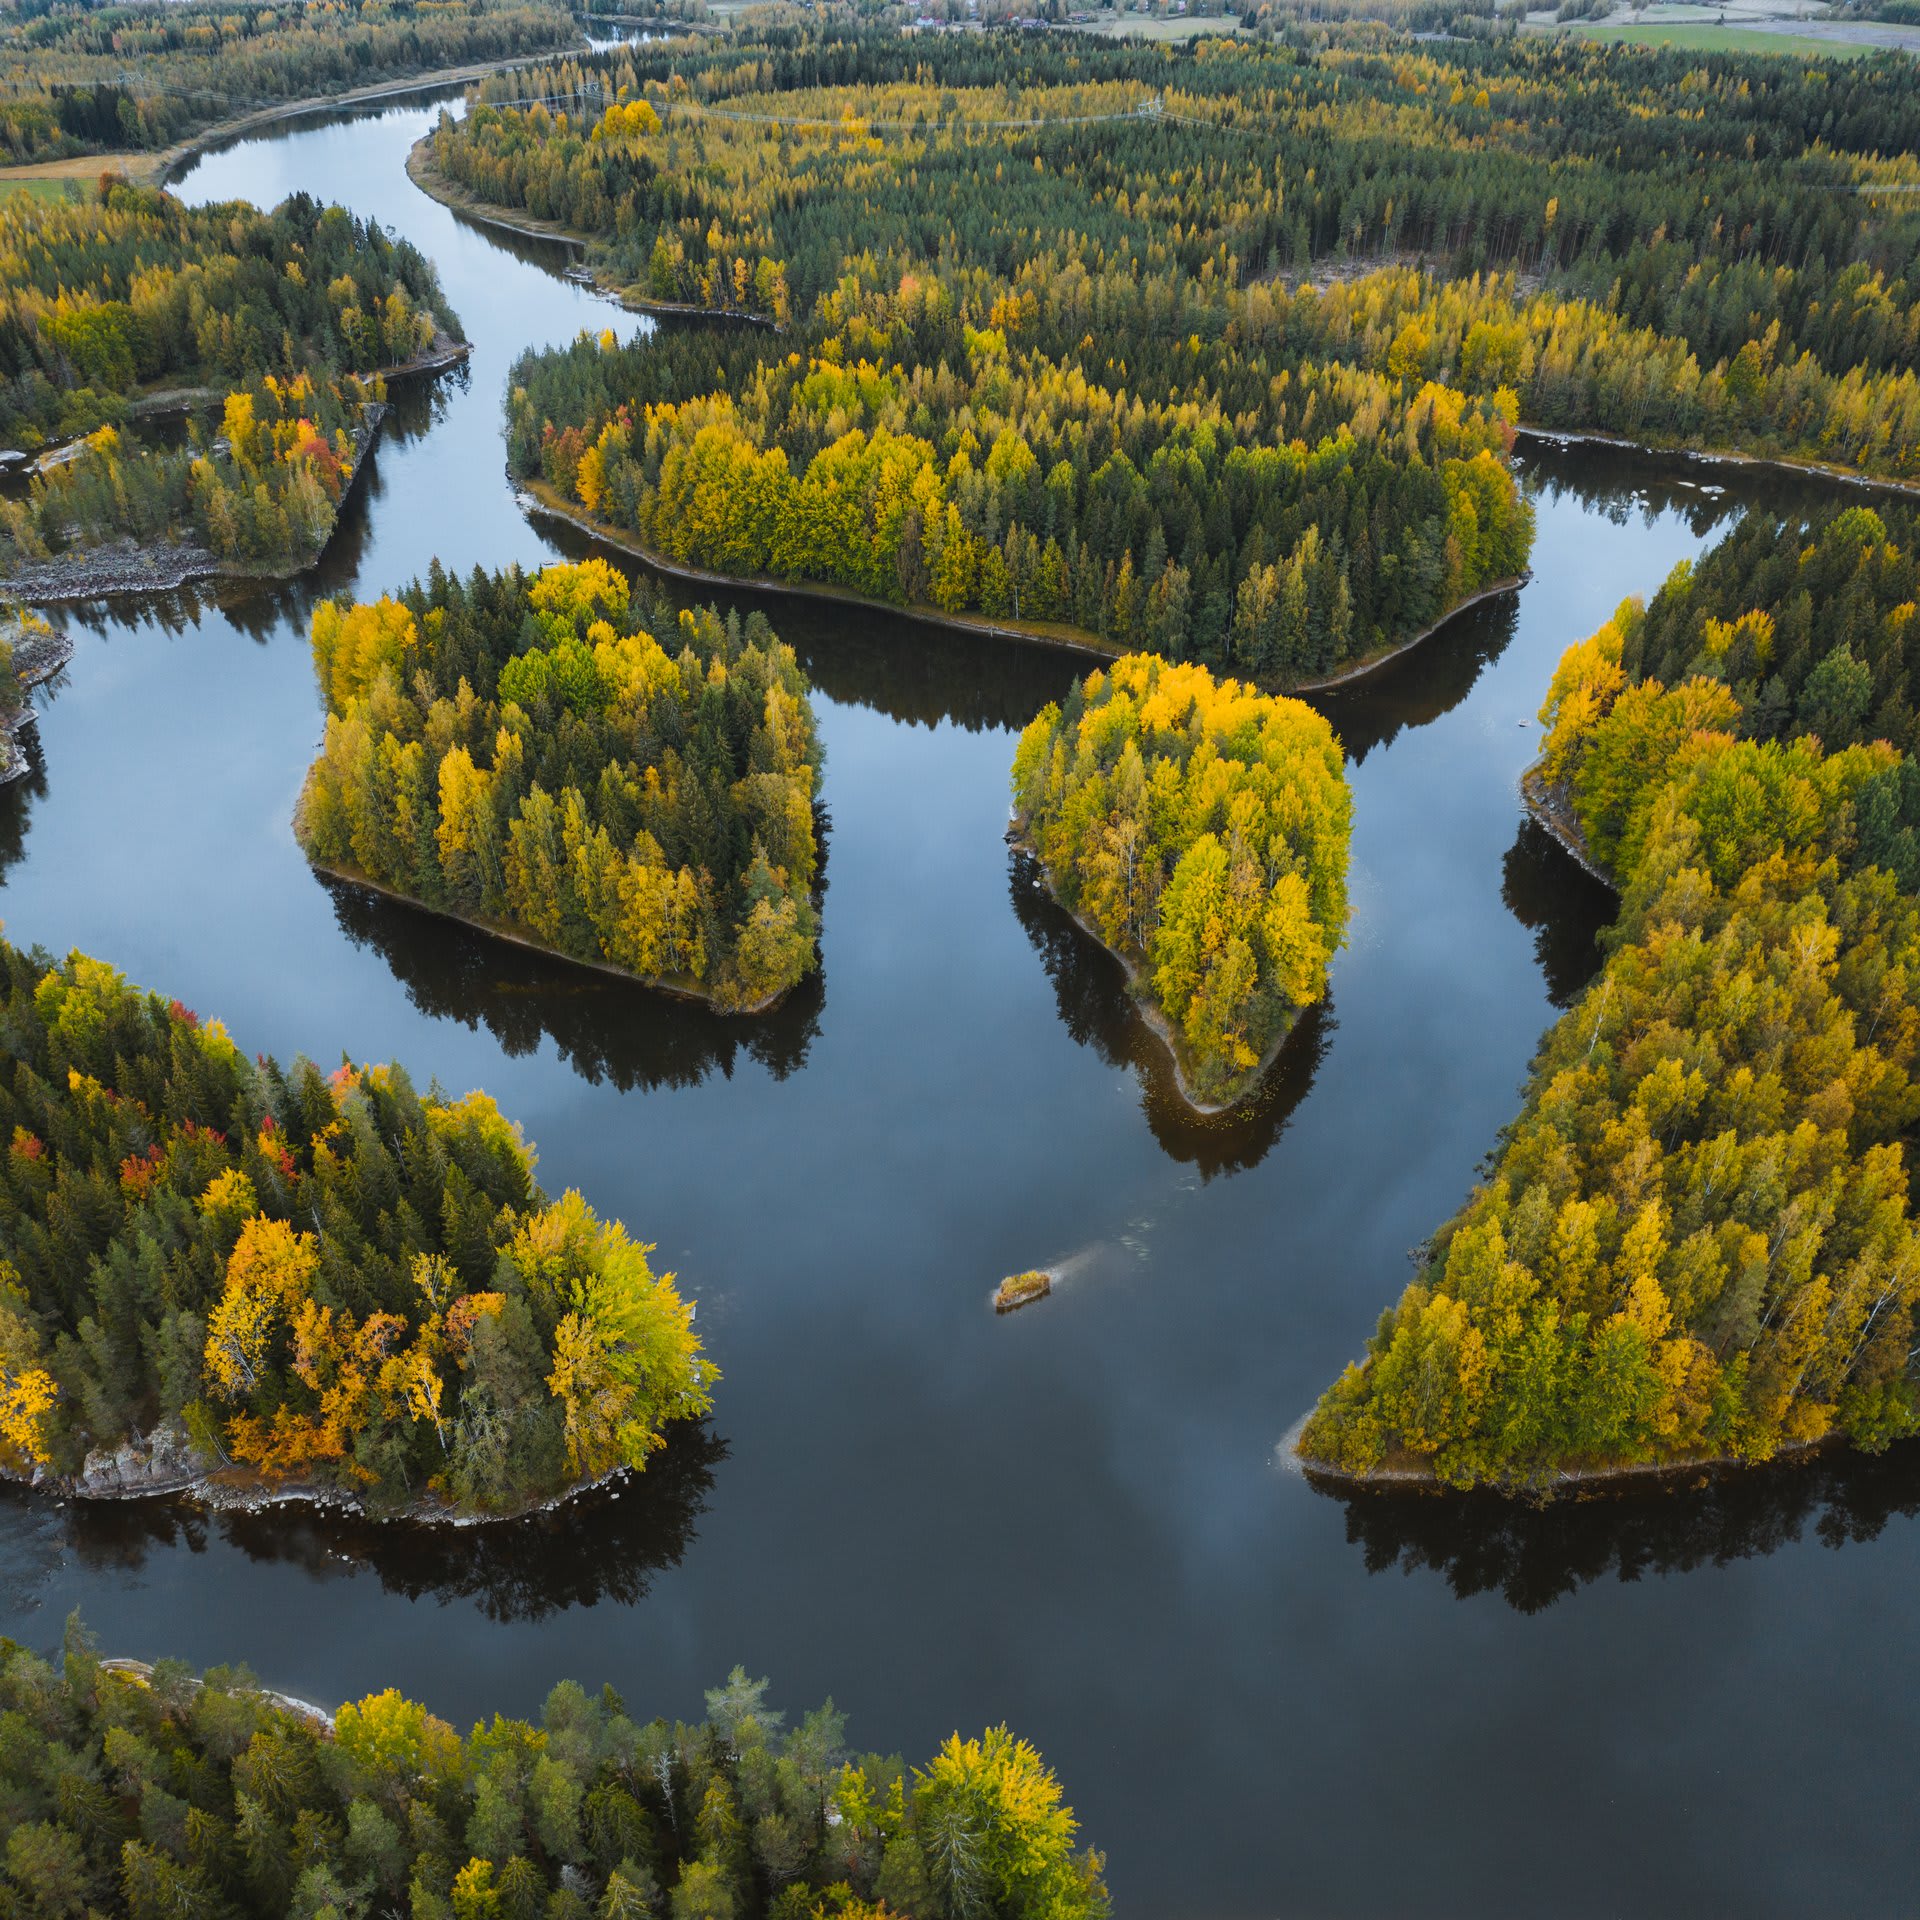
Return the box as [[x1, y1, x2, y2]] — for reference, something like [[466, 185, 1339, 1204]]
[[3, 1420, 637, 1529], [0, 399, 393, 603], [98, 1657, 338, 1732], [1519, 762, 1615, 887], [0, 614, 75, 783], [2, 533, 232, 603]]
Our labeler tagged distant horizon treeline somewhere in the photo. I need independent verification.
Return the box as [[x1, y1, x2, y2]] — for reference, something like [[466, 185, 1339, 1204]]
[[0, 936, 714, 1514], [0, 0, 581, 164], [1302, 502, 1920, 1489], [440, 22, 1920, 674], [451, 28, 1920, 405], [296, 559, 824, 1010]]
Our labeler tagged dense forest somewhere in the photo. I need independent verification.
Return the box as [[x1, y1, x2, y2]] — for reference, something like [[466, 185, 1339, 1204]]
[[297, 559, 823, 1010], [1300, 504, 1920, 1488], [447, 29, 1920, 406], [0, 1625, 1110, 1919], [1011, 653, 1351, 1105], [0, 937, 714, 1515], [2, 369, 386, 582], [0, 0, 579, 164], [506, 287, 1530, 681], [0, 183, 459, 450], [446, 23, 1920, 673], [0, 182, 463, 581]]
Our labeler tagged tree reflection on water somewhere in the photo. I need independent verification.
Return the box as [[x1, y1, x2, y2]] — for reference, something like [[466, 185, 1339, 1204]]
[[5, 1421, 725, 1626], [1313, 1439, 1920, 1614]]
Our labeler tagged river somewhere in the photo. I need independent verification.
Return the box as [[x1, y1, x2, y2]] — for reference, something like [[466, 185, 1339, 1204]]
[[2, 95, 1917, 1919]]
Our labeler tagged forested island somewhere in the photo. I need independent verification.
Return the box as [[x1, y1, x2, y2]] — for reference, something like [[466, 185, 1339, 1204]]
[[0, 0, 580, 167], [1012, 654, 1351, 1109], [1299, 503, 1920, 1491], [396, 23, 1920, 683], [0, 936, 714, 1517], [415, 31, 1544, 683], [0, 183, 468, 595], [296, 558, 823, 1011], [0, 1626, 1109, 1920]]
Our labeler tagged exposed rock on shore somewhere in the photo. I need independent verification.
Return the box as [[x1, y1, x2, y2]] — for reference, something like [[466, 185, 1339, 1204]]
[[2, 534, 227, 603], [0, 401, 392, 602], [0, 608, 74, 783], [3, 1423, 638, 1529], [68, 1423, 218, 1499], [1518, 762, 1614, 887]]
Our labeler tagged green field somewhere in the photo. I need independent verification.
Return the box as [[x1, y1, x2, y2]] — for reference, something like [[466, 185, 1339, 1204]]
[[1576, 22, 1875, 57], [0, 173, 83, 203], [1080, 11, 1243, 41]]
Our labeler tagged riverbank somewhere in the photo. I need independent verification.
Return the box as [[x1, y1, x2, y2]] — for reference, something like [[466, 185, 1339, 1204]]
[[308, 857, 796, 1015], [0, 614, 73, 783], [1519, 762, 1614, 887], [3, 1422, 640, 1530], [1514, 425, 1920, 503], [1291, 573, 1531, 693], [159, 51, 578, 189], [1007, 829, 1305, 1117], [1292, 1428, 1836, 1500], [0, 45, 585, 202], [1, 399, 395, 602], [518, 477, 1127, 662], [520, 484, 1547, 704], [406, 137, 782, 329], [98, 1658, 338, 1732]]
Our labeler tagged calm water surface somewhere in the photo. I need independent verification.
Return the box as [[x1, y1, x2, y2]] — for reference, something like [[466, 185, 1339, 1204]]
[[3, 101, 1917, 1919]]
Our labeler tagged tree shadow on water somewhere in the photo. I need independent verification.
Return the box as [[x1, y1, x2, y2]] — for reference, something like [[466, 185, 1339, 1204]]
[[1309, 593, 1522, 768], [536, 506, 1082, 735], [1008, 846, 1332, 1179], [6, 1422, 726, 1626], [320, 866, 825, 1094], [0, 719, 49, 889], [1314, 1439, 1920, 1615], [1501, 815, 1617, 1010], [1515, 434, 1855, 535]]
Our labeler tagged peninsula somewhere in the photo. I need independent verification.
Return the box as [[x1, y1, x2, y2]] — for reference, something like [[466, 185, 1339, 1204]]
[[1298, 503, 1920, 1492], [0, 937, 714, 1520]]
